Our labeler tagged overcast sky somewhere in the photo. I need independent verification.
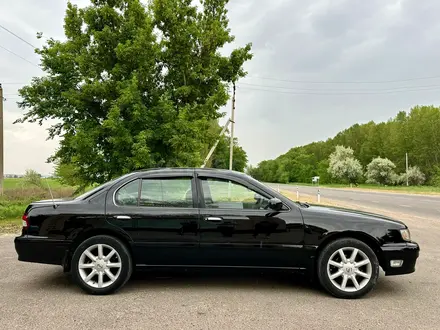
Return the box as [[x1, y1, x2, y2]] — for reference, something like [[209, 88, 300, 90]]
[[2, 0, 440, 175]]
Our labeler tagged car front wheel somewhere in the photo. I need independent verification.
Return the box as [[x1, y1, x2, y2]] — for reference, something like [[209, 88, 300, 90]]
[[317, 238, 379, 299], [71, 235, 133, 295]]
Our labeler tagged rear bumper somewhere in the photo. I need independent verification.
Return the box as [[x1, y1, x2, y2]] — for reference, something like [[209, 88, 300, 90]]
[[381, 242, 420, 276], [14, 236, 71, 266]]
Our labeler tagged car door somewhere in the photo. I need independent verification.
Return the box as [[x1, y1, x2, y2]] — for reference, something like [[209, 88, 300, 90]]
[[106, 173, 200, 266], [196, 172, 305, 268]]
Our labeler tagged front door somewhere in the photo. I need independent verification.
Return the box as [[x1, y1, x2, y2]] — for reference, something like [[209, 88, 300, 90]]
[[106, 174, 200, 266], [196, 174, 305, 268]]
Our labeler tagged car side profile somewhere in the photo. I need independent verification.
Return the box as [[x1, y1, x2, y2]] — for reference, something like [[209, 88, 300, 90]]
[[14, 168, 420, 298]]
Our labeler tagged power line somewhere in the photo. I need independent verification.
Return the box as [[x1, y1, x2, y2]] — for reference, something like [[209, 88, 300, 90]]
[[238, 85, 440, 95], [0, 24, 37, 49], [239, 82, 440, 92], [0, 44, 40, 68], [244, 74, 440, 85], [1, 82, 28, 85]]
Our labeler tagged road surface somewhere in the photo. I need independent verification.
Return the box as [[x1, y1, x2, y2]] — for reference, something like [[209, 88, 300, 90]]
[[274, 184, 440, 220], [1, 210, 440, 330]]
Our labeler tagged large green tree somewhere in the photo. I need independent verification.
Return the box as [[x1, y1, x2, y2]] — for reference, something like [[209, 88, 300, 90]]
[[16, 0, 252, 184]]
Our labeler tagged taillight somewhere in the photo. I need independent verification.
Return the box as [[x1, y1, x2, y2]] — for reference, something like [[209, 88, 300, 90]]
[[22, 214, 29, 228]]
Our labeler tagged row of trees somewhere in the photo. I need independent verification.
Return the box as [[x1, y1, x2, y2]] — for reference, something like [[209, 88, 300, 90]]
[[249, 105, 440, 186], [327, 146, 425, 186], [16, 0, 252, 188]]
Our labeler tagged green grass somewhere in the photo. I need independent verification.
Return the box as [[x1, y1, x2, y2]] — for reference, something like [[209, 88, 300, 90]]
[[2, 178, 66, 190], [0, 178, 77, 231]]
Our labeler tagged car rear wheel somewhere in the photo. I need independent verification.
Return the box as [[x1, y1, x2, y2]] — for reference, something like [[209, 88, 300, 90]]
[[317, 238, 379, 299], [71, 235, 132, 295]]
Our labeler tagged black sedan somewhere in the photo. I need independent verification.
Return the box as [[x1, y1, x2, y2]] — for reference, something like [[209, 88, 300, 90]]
[[14, 168, 420, 298]]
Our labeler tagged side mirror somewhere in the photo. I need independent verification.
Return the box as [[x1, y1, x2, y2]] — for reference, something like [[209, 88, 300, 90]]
[[268, 197, 283, 211]]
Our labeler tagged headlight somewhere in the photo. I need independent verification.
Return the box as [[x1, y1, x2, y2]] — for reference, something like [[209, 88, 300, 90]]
[[400, 229, 411, 241]]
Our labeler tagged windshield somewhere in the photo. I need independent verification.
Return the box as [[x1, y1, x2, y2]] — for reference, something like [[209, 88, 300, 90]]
[[74, 173, 134, 200]]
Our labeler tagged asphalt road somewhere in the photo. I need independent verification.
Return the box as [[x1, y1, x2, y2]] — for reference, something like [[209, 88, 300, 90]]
[[1, 213, 440, 330], [275, 184, 440, 220]]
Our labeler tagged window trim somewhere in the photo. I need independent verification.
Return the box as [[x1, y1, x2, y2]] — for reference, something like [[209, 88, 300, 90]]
[[112, 175, 196, 209], [113, 178, 141, 207]]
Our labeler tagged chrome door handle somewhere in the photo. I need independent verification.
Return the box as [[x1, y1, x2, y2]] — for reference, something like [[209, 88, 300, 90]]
[[115, 215, 131, 220], [205, 216, 223, 222]]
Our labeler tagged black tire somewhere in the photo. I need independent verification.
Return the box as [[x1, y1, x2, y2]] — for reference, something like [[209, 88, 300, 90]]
[[317, 238, 379, 299], [71, 235, 133, 295]]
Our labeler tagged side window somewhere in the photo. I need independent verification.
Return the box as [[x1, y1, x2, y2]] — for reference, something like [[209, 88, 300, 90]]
[[201, 178, 270, 210], [140, 178, 193, 208], [115, 179, 140, 206]]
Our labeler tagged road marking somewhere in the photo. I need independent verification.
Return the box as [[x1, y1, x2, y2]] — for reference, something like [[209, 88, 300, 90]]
[[399, 204, 411, 208]]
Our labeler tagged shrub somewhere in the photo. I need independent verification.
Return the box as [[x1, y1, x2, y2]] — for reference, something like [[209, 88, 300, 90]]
[[366, 157, 397, 185], [399, 166, 426, 186], [328, 146, 363, 184]]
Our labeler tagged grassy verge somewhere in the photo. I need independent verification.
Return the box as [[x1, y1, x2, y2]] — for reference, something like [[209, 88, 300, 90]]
[[1, 179, 77, 234], [282, 182, 440, 195]]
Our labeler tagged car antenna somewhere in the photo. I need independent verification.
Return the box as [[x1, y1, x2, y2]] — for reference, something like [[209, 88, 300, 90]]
[[44, 178, 57, 209]]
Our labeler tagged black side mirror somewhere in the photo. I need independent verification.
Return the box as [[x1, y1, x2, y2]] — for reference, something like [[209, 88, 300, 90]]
[[268, 197, 283, 211]]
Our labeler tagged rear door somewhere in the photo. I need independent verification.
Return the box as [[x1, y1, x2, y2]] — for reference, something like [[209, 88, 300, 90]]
[[106, 172, 200, 266]]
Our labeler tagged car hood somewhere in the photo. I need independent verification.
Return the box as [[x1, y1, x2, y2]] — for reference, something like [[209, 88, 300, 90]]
[[300, 203, 406, 228]]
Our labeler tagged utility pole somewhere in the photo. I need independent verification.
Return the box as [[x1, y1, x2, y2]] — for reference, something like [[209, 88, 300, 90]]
[[229, 82, 236, 171], [0, 83, 3, 195], [201, 118, 231, 168], [406, 152, 409, 186]]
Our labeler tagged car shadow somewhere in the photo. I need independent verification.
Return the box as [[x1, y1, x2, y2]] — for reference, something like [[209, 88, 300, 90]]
[[29, 268, 325, 296], [123, 269, 324, 295], [29, 268, 406, 298]]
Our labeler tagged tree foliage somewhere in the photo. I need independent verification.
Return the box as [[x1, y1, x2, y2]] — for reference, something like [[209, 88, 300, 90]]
[[328, 146, 363, 184], [211, 137, 248, 172], [23, 169, 43, 188], [16, 0, 252, 185], [250, 106, 440, 185], [365, 157, 397, 185]]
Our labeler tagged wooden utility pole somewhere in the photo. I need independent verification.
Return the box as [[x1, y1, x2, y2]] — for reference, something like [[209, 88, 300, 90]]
[[0, 83, 3, 195], [229, 82, 236, 171], [406, 152, 409, 186]]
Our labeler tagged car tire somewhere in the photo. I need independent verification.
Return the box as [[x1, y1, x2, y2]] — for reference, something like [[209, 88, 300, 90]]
[[317, 238, 379, 299], [71, 235, 133, 295]]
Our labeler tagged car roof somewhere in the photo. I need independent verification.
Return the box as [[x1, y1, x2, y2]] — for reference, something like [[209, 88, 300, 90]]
[[133, 167, 249, 179]]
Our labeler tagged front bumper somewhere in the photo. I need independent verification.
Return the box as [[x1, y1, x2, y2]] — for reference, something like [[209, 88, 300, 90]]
[[381, 242, 420, 276], [14, 236, 71, 266]]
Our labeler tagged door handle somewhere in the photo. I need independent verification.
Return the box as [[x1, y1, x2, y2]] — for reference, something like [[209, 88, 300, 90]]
[[115, 215, 131, 220], [205, 216, 223, 222]]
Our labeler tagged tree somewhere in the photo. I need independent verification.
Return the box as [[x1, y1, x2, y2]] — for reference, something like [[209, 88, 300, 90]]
[[16, 0, 252, 185], [328, 146, 363, 184], [210, 136, 248, 172], [399, 166, 426, 186], [23, 169, 43, 188], [366, 157, 397, 185]]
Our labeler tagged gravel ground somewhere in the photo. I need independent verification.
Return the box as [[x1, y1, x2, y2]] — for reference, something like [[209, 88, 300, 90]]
[[1, 208, 439, 330]]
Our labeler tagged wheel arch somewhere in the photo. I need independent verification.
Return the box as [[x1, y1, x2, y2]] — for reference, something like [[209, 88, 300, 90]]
[[63, 228, 134, 272], [316, 231, 385, 268]]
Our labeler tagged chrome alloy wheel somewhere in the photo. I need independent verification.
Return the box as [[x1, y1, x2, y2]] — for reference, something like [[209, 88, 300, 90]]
[[327, 247, 372, 292], [78, 244, 122, 289]]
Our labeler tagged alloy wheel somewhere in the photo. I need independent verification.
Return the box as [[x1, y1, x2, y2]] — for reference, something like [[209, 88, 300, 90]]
[[78, 244, 122, 289], [326, 247, 372, 292]]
